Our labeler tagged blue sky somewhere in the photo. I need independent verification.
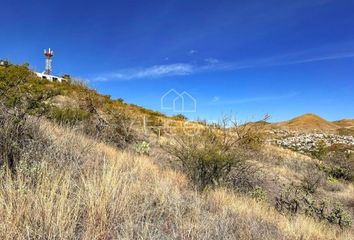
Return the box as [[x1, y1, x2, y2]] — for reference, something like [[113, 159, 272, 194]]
[[1, 0, 354, 122]]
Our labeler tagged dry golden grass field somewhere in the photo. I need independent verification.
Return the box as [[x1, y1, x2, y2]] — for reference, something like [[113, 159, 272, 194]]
[[0, 120, 352, 240]]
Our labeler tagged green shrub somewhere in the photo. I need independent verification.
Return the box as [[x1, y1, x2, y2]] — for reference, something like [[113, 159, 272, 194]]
[[172, 114, 188, 121], [250, 187, 267, 202], [0, 62, 137, 151], [312, 140, 328, 160], [327, 204, 352, 229], [165, 129, 233, 191], [49, 107, 90, 125], [320, 164, 354, 181], [134, 141, 150, 155], [317, 144, 354, 181], [116, 98, 124, 103]]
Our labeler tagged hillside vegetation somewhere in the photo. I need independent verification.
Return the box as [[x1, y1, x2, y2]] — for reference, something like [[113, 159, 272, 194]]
[[1, 63, 354, 239]]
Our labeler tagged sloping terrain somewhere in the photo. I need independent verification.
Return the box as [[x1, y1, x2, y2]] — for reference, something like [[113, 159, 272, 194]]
[[271, 113, 340, 132], [0, 119, 350, 240], [334, 119, 354, 128]]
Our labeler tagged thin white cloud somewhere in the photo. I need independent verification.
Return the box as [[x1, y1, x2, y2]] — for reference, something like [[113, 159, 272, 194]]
[[213, 51, 354, 71], [255, 52, 354, 68], [93, 60, 232, 81], [94, 63, 194, 81], [279, 52, 354, 65], [92, 50, 354, 82]]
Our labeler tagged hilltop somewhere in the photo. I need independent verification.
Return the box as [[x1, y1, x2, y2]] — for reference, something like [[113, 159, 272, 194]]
[[268, 113, 354, 134], [272, 113, 339, 132]]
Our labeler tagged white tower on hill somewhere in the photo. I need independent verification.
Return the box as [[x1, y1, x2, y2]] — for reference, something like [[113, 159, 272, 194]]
[[34, 48, 66, 82]]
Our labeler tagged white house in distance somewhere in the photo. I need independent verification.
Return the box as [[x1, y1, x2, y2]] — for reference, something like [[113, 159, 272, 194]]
[[34, 72, 67, 82], [34, 48, 67, 83]]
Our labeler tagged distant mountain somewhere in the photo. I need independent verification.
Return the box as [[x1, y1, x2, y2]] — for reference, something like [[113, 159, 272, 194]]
[[270, 113, 340, 132]]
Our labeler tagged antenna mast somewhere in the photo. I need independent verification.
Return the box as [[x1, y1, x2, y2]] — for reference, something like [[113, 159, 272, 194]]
[[44, 48, 54, 75]]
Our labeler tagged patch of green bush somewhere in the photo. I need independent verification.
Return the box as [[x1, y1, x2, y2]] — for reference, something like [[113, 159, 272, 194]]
[[172, 114, 188, 121], [48, 107, 90, 125], [311, 140, 328, 160], [318, 144, 354, 181], [134, 141, 150, 155], [250, 187, 267, 202], [319, 164, 354, 181]]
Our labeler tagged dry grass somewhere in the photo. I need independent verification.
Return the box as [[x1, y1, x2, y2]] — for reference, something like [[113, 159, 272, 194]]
[[0, 120, 352, 239]]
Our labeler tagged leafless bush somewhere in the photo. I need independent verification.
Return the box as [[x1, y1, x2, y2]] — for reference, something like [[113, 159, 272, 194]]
[[69, 77, 88, 87], [85, 109, 136, 149], [226, 163, 264, 192], [164, 116, 267, 191], [74, 94, 137, 149], [301, 165, 326, 194]]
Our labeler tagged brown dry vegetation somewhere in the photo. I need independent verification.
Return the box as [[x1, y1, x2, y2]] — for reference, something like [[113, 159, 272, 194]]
[[334, 119, 354, 128], [0, 120, 352, 240]]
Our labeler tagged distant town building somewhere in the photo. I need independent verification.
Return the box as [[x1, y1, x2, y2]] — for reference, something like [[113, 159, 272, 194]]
[[34, 48, 67, 83]]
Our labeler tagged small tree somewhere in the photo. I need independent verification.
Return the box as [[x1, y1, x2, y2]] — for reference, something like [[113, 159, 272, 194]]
[[0, 65, 50, 171]]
